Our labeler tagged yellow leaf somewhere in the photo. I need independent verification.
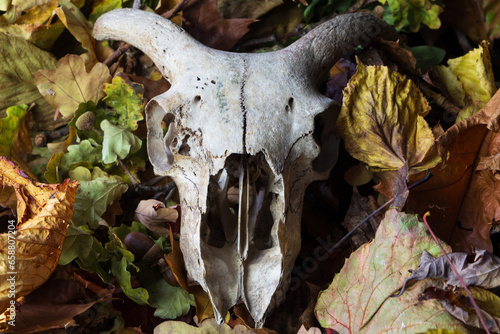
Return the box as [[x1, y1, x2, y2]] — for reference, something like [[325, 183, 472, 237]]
[[336, 60, 440, 172], [436, 42, 495, 107], [34, 54, 111, 119], [0, 157, 79, 315]]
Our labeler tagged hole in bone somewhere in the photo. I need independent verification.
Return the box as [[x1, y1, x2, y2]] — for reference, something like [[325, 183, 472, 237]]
[[200, 153, 276, 250], [178, 135, 190, 155], [285, 97, 294, 112], [194, 95, 201, 102]]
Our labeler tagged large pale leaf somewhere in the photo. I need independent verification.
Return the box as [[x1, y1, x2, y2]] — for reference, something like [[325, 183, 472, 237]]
[[103, 76, 145, 131], [336, 60, 440, 172], [154, 318, 271, 333], [0, 157, 78, 314], [101, 120, 142, 164], [436, 42, 495, 107], [379, 0, 443, 32], [315, 209, 470, 333], [70, 166, 128, 228], [0, 33, 60, 131], [34, 54, 111, 119]]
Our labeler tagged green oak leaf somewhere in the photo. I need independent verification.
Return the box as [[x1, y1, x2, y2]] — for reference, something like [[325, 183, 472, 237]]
[[101, 119, 142, 164], [71, 166, 128, 228], [60, 139, 103, 177], [59, 225, 110, 280], [0, 104, 29, 158], [146, 278, 195, 319], [103, 76, 145, 131], [111, 256, 149, 305], [379, 0, 444, 32]]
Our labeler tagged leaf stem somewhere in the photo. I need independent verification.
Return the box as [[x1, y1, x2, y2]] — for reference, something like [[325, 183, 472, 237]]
[[326, 170, 433, 253], [422, 212, 491, 334]]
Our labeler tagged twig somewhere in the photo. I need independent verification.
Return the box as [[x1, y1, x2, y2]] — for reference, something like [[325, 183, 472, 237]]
[[326, 170, 433, 254], [422, 213, 491, 334], [118, 159, 140, 185], [132, 181, 177, 194]]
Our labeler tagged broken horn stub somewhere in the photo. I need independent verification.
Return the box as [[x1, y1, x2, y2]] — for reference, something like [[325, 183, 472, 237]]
[[94, 9, 397, 327]]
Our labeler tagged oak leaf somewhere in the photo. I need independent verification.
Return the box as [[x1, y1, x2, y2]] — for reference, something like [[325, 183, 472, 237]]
[[101, 120, 142, 164], [35, 54, 111, 119], [315, 209, 470, 333], [379, 0, 444, 32], [0, 157, 78, 314], [336, 60, 440, 173]]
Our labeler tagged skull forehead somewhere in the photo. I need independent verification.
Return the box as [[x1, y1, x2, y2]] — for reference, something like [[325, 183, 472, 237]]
[[168, 52, 331, 172]]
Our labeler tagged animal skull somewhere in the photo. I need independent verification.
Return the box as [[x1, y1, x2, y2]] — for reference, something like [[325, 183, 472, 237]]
[[94, 9, 396, 326]]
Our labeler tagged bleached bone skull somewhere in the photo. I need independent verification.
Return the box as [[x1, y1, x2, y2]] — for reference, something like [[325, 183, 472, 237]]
[[94, 9, 396, 326]]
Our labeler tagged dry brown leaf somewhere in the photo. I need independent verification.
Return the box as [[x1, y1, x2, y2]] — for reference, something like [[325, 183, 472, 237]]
[[406, 88, 500, 252], [0, 157, 79, 314], [182, 0, 256, 50], [135, 199, 179, 236]]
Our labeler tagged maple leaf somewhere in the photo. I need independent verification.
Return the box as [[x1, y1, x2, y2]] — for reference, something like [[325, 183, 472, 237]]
[[315, 209, 471, 333], [182, 0, 256, 50], [34, 54, 111, 119], [336, 60, 440, 173], [0, 157, 78, 315]]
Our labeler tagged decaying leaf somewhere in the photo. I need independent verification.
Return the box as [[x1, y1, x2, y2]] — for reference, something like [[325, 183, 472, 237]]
[[0, 105, 29, 159], [435, 42, 495, 107], [103, 76, 145, 131], [135, 199, 179, 237], [0, 33, 61, 131], [89, 0, 122, 23], [379, 0, 444, 32], [0, 157, 78, 314], [399, 249, 500, 292], [315, 209, 473, 333], [336, 60, 440, 173], [101, 119, 142, 164], [34, 54, 111, 119]]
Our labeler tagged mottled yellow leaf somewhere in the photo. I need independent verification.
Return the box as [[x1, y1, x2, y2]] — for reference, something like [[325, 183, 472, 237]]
[[436, 42, 495, 107], [0, 157, 78, 314], [34, 54, 111, 119], [336, 60, 439, 172]]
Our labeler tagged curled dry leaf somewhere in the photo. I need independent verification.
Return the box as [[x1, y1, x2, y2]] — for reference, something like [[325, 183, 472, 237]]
[[336, 60, 440, 173], [0, 157, 79, 314], [135, 199, 180, 236], [435, 42, 495, 107]]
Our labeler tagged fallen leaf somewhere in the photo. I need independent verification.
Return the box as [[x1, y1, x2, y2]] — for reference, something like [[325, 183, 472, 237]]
[[103, 76, 145, 131], [336, 60, 440, 173], [0, 157, 79, 314], [0, 33, 61, 131], [70, 166, 128, 228], [145, 278, 194, 319], [101, 119, 142, 164], [408, 45, 446, 73], [405, 88, 500, 252], [154, 318, 274, 333], [379, 0, 444, 32], [315, 209, 471, 333], [0, 105, 29, 159], [216, 0, 282, 19], [182, 0, 256, 50], [55, 0, 98, 68], [297, 325, 322, 334], [135, 199, 180, 236], [89, 0, 123, 23], [34, 54, 111, 119], [435, 42, 495, 107]]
